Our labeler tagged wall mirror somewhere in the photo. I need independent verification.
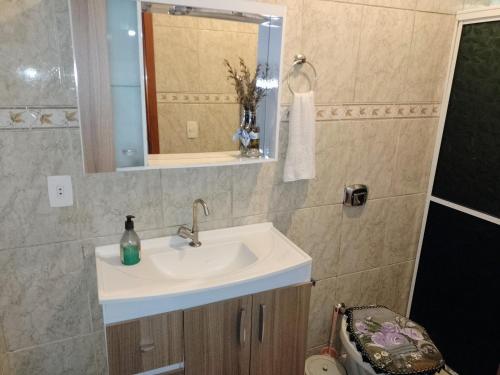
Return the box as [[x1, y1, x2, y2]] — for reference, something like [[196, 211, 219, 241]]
[[70, 0, 286, 173]]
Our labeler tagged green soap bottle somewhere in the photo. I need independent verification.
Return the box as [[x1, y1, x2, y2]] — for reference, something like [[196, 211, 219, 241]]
[[120, 215, 141, 266]]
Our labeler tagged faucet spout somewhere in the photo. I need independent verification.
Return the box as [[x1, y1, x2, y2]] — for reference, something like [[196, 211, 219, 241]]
[[177, 198, 210, 247], [194, 198, 210, 217]]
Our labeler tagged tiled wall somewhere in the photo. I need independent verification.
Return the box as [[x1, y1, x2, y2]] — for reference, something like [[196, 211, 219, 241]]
[[0, 0, 492, 373], [153, 14, 258, 153]]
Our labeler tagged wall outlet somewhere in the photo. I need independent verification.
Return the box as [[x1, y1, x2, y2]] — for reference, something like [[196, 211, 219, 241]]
[[187, 121, 199, 139], [47, 175, 74, 207]]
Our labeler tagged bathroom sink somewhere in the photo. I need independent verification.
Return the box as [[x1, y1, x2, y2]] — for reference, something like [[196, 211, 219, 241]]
[[95, 223, 312, 323], [150, 241, 258, 279]]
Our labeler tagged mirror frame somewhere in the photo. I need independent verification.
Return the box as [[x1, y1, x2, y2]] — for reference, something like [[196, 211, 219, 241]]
[[70, 0, 287, 173]]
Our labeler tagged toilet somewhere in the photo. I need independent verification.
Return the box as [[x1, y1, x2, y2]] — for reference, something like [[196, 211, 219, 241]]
[[338, 306, 445, 375], [339, 316, 382, 375]]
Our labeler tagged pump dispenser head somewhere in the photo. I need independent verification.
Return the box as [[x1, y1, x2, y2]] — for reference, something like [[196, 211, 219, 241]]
[[125, 215, 135, 230]]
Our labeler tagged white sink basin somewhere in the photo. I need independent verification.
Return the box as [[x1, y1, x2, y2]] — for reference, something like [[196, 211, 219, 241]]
[[150, 241, 258, 279], [96, 223, 312, 324]]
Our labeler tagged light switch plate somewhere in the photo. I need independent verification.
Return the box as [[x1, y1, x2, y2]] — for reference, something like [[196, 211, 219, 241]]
[[187, 121, 199, 139], [47, 175, 74, 207]]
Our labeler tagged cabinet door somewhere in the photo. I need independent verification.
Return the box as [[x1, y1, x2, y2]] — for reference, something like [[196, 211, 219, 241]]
[[106, 311, 184, 375], [184, 296, 252, 375], [250, 283, 312, 375]]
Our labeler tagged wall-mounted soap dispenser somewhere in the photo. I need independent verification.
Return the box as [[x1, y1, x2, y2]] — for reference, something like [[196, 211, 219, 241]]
[[344, 185, 368, 207]]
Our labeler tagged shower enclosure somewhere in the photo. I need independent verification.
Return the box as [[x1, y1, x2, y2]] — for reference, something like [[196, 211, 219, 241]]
[[408, 7, 500, 375]]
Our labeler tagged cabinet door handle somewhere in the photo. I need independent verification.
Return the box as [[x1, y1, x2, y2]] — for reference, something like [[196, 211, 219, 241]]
[[140, 343, 155, 353], [259, 304, 266, 343], [239, 308, 246, 346]]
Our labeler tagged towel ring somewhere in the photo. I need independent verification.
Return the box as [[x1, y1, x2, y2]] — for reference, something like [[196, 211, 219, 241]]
[[287, 54, 318, 94]]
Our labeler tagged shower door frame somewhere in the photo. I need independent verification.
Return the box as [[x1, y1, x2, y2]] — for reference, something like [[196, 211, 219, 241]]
[[406, 5, 500, 316]]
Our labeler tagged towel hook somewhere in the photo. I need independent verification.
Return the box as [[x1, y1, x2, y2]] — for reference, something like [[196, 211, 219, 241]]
[[287, 54, 318, 94]]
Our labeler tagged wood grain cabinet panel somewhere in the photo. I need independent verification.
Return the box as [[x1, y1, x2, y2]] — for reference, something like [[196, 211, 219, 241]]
[[250, 283, 312, 375], [106, 311, 184, 375], [69, 0, 116, 173], [184, 296, 252, 375]]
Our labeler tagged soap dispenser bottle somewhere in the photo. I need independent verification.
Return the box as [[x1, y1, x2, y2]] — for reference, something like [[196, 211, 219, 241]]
[[120, 215, 141, 266]]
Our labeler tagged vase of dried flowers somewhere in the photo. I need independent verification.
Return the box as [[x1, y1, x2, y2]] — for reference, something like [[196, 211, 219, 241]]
[[225, 58, 267, 158]]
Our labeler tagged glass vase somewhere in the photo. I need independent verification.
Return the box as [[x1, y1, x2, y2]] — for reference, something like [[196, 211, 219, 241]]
[[239, 108, 261, 158]]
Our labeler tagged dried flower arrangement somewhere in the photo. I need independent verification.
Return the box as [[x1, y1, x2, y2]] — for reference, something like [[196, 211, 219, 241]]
[[224, 58, 267, 112], [225, 58, 268, 157]]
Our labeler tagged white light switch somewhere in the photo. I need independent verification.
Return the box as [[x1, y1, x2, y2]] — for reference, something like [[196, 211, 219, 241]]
[[187, 121, 199, 139], [47, 175, 74, 207]]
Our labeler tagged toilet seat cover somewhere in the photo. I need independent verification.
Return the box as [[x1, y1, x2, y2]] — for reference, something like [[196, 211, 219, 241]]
[[345, 306, 445, 375]]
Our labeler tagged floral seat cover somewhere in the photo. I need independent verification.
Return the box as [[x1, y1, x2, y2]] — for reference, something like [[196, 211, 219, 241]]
[[345, 306, 445, 375]]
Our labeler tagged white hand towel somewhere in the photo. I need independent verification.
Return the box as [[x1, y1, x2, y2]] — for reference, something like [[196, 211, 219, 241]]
[[283, 91, 316, 182]]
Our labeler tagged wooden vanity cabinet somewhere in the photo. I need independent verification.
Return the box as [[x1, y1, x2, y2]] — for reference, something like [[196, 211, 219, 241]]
[[249, 283, 311, 375], [183, 283, 311, 375], [106, 311, 184, 375], [106, 283, 311, 375], [184, 295, 253, 375]]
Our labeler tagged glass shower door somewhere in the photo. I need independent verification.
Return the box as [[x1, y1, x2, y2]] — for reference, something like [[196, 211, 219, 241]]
[[410, 16, 500, 375]]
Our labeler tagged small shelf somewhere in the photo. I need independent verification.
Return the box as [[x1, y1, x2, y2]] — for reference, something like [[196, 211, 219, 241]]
[[117, 151, 277, 171]]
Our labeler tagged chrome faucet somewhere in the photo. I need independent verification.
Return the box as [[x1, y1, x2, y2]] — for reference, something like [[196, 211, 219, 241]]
[[177, 199, 210, 247]]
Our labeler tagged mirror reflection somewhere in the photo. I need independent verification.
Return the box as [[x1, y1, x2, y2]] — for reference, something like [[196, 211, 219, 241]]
[[143, 12, 259, 155]]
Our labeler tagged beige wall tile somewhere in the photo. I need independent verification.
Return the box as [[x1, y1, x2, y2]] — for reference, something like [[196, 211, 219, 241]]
[[339, 199, 391, 275], [232, 161, 311, 217], [198, 17, 259, 33], [77, 170, 164, 238], [233, 179, 309, 217], [154, 26, 200, 93], [158, 103, 239, 154], [275, 205, 343, 280], [0, 242, 91, 351], [302, 1, 363, 104], [404, 12, 456, 102], [198, 29, 258, 93], [0, 0, 76, 106], [233, 162, 283, 191], [377, 261, 415, 315], [391, 118, 438, 195], [383, 194, 426, 265], [298, 150, 348, 207], [351, 0, 417, 8], [336, 268, 380, 308], [153, 13, 258, 95], [463, 0, 492, 9], [308, 277, 337, 348], [81, 242, 105, 332], [278, 0, 304, 104], [354, 6, 414, 102], [153, 13, 199, 29], [6, 334, 97, 375], [415, 0, 464, 14], [161, 167, 232, 226], [0, 130, 80, 250], [344, 120, 400, 199], [298, 122, 353, 207]]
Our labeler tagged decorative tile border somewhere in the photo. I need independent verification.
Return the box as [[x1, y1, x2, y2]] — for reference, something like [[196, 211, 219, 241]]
[[157, 92, 239, 104], [0, 102, 440, 130], [280, 103, 441, 122], [0, 107, 79, 129]]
